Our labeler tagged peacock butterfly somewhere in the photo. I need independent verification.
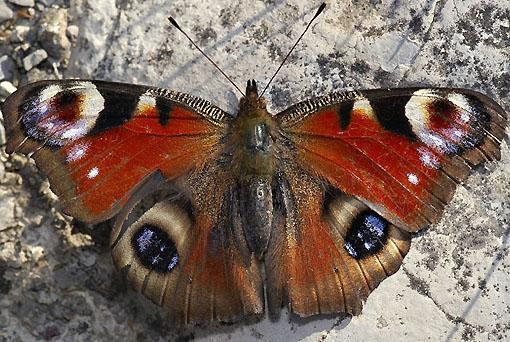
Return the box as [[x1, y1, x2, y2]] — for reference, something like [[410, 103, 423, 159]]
[[1, 4, 507, 326]]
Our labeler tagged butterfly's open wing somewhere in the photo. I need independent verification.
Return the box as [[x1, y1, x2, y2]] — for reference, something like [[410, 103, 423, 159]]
[[3, 80, 229, 222], [2, 80, 263, 324], [266, 88, 507, 317]]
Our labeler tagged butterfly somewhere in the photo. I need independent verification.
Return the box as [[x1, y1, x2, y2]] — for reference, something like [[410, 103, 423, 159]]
[[2, 77, 507, 325], [1, 2, 507, 326]]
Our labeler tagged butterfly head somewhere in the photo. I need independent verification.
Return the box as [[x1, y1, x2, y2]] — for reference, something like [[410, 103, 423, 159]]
[[240, 80, 267, 112]]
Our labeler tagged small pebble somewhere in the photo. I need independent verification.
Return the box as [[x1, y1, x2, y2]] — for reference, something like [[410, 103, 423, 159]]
[[0, 119, 6, 145], [66, 25, 79, 41], [38, 8, 70, 62], [37, 0, 55, 6], [22, 49, 47, 71], [10, 25, 31, 43], [0, 80, 17, 97], [0, 0, 14, 23], [0, 55, 16, 81]]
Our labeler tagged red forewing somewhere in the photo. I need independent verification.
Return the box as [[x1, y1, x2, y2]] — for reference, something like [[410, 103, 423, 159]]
[[2, 80, 229, 223], [278, 88, 507, 231]]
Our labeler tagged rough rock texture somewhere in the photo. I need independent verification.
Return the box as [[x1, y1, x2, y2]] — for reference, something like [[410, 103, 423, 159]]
[[0, 0, 14, 23], [22, 48, 47, 71], [38, 8, 70, 63], [0, 0, 509, 341]]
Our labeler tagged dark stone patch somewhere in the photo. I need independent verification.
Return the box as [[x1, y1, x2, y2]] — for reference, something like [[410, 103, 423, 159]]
[[373, 67, 395, 86], [490, 71, 510, 100], [421, 252, 439, 271], [42, 325, 60, 340], [176, 333, 195, 342], [457, 4, 510, 50], [74, 321, 90, 334], [149, 35, 174, 63], [193, 26, 217, 46], [369, 95, 417, 140], [462, 326, 476, 341], [251, 23, 269, 44], [405, 270, 431, 297], [350, 60, 370, 75], [131, 225, 179, 273], [344, 211, 389, 259], [408, 13, 423, 34], [219, 6, 241, 27], [0, 260, 12, 295], [268, 42, 284, 61], [269, 85, 292, 111], [316, 51, 346, 80]]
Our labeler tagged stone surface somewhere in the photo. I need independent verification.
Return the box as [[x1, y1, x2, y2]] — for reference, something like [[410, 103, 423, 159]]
[[0, 80, 16, 98], [0, 0, 14, 23], [7, 0, 34, 7], [10, 25, 31, 43], [0, 55, 16, 81], [0, 118, 5, 145], [22, 48, 47, 71], [38, 8, 70, 63], [0, 0, 509, 341], [66, 24, 79, 42]]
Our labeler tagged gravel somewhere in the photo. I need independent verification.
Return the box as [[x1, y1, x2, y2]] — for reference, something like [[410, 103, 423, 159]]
[[22, 48, 47, 71]]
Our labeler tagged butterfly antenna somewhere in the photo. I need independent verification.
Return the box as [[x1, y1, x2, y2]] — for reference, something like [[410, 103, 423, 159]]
[[168, 17, 246, 97], [258, 2, 326, 99]]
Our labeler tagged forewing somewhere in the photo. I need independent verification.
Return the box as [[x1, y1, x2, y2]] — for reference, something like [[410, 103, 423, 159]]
[[277, 88, 507, 231], [2, 80, 230, 223]]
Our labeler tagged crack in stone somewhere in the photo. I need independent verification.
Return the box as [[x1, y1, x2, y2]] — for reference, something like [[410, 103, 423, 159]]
[[401, 266, 486, 339], [451, 0, 461, 19]]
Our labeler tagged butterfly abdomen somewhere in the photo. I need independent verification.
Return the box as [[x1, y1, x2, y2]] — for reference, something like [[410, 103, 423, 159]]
[[228, 96, 281, 257]]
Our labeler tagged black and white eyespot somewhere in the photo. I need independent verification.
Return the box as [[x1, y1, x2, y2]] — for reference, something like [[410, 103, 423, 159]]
[[326, 193, 392, 260], [111, 199, 191, 276], [405, 89, 486, 155], [21, 81, 104, 147], [131, 224, 179, 273], [343, 211, 389, 259]]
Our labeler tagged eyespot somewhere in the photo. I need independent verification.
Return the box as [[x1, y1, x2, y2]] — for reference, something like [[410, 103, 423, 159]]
[[110, 198, 192, 300], [344, 211, 389, 259], [131, 224, 179, 273]]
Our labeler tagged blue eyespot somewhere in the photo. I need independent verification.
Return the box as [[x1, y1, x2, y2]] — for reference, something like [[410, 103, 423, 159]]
[[344, 211, 388, 259], [131, 225, 179, 273]]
